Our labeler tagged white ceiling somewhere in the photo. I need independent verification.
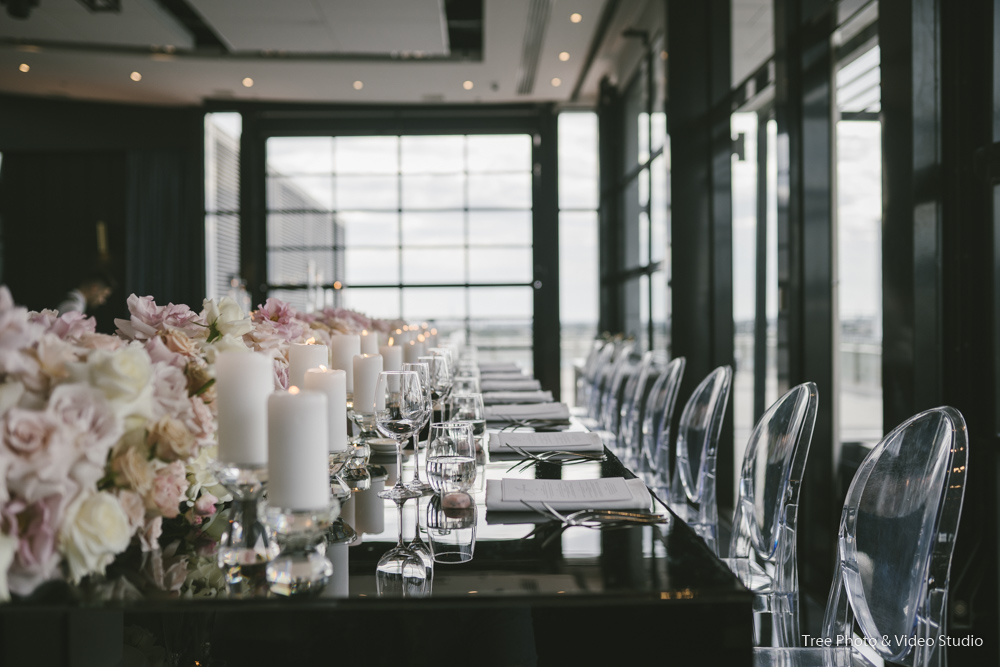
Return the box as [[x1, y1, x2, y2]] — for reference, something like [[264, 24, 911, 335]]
[[0, 0, 610, 106]]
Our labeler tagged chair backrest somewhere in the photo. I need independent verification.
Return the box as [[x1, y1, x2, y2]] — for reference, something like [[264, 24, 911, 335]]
[[595, 341, 635, 427], [576, 339, 609, 407], [668, 365, 732, 553], [640, 357, 686, 477], [728, 382, 818, 646], [822, 406, 967, 667], [618, 350, 660, 457], [585, 341, 621, 419], [599, 349, 637, 432]]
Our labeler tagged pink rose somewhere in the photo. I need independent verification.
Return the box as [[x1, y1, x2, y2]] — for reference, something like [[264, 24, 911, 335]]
[[149, 461, 187, 518], [193, 492, 218, 517], [115, 295, 203, 341], [186, 396, 216, 447], [147, 416, 197, 462], [31, 310, 97, 343], [0, 288, 42, 379], [1, 494, 64, 595], [117, 490, 146, 536], [110, 434, 155, 497], [77, 332, 124, 351], [139, 516, 162, 552], [150, 362, 193, 421], [46, 384, 123, 488], [34, 333, 80, 383], [144, 336, 187, 370], [2, 409, 79, 502]]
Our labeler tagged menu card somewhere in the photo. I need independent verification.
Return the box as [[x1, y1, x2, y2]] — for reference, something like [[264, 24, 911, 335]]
[[488, 431, 604, 454], [501, 478, 632, 503]]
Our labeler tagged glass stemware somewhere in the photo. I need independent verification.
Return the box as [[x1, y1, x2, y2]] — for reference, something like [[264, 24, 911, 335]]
[[426, 422, 477, 494], [426, 493, 477, 564], [401, 362, 435, 496], [445, 392, 487, 455], [407, 496, 434, 584], [376, 499, 429, 597], [419, 354, 453, 422], [374, 371, 427, 501]]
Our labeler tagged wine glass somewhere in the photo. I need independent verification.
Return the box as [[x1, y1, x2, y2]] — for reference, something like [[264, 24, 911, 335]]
[[445, 393, 486, 455], [426, 422, 477, 494], [451, 375, 481, 396], [426, 493, 477, 564], [401, 362, 434, 496], [374, 371, 426, 501], [376, 499, 428, 597], [419, 354, 453, 421], [407, 496, 434, 584]]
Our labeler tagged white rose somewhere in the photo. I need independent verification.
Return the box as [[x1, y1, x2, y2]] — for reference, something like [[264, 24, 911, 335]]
[[202, 297, 252, 339], [60, 491, 132, 583], [86, 344, 154, 419], [0, 379, 24, 415]]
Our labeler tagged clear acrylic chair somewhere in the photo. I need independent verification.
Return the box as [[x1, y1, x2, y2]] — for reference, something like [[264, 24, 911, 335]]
[[597, 341, 636, 431], [637, 357, 686, 478], [723, 382, 818, 648], [665, 365, 733, 555], [754, 406, 969, 667], [616, 350, 661, 458], [576, 338, 609, 408], [584, 340, 623, 421]]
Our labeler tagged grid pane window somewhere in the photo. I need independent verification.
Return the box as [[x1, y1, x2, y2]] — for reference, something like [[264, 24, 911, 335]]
[[265, 134, 534, 367]]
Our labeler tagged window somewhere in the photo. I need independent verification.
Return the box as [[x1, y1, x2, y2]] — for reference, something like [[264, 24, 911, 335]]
[[559, 112, 599, 404], [204, 112, 242, 301], [264, 134, 535, 367]]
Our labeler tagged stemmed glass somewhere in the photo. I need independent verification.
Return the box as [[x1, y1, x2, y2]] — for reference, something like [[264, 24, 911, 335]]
[[419, 354, 453, 423], [376, 499, 429, 597], [401, 362, 435, 496], [407, 496, 434, 584], [374, 371, 427, 501]]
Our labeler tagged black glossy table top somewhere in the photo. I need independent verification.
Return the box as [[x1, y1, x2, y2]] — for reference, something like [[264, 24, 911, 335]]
[[0, 428, 750, 613]]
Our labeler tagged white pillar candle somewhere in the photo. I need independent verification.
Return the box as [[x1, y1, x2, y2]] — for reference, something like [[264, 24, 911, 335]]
[[215, 352, 274, 466], [379, 344, 403, 372], [304, 367, 349, 452], [359, 329, 379, 355], [329, 335, 361, 392], [403, 340, 427, 364], [352, 353, 383, 414], [288, 343, 329, 390], [267, 389, 331, 510]]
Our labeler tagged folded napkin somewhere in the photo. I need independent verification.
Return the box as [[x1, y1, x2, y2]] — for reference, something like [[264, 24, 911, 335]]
[[478, 362, 522, 373], [481, 390, 554, 405], [485, 477, 652, 512], [480, 371, 532, 381], [480, 379, 542, 392], [485, 402, 571, 423], [488, 431, 604, 455]]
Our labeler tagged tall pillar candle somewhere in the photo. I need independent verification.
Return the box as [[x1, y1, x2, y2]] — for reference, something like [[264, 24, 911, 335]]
[[304, 367, 349, 452], [288, 343, 329, 390], [379, 344, 403, 372], [215, 351, 274, 466], [403, 340, 426, 364], [329, 335, 361, 392], [359, 330, 379, 355], [352, 354, 383, 414], [267, 389, 330, 510]]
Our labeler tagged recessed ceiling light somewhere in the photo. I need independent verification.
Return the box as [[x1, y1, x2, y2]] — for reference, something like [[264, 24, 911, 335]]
[[551, 77, 562, 87], [559, 51, 570, 61], [353, 80, 364, 90], [242, 77, 254, 88], [463, 80, 474, 90], [18, 63, 29, 73], [130, 71, 142, 82], [570, 13, 582, 23]]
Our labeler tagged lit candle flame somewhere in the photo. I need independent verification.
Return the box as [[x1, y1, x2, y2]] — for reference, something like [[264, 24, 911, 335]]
[[289, 386, 300, 395], [417, 334, 426, 342], [362, 329, 368, 335], [430, 328, 438, 335], [403, 325, 409, 331], [388, 337, 394, 346], [395, 329, 402, 335], [409, 340, 415, 345], [319, 365, 328, 371], [306, 337, 316, 345]]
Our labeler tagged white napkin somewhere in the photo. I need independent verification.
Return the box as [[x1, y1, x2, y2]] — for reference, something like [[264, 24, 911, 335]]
[[478, 362, 521, 372], [481, 390, 553, 405], [481, 379, 542, 392], [488, 431, 604, 455], [484, 402, 571, 422], [480, 371, 532, 381], [485, 477, 652, 512]]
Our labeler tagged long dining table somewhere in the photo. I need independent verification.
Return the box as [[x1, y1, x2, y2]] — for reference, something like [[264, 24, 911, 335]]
[[0, 420, 753, 666]]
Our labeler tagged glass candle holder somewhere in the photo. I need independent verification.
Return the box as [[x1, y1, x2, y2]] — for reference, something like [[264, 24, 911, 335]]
[[211, 462, 280, 593], [264, 501, 339, 596]]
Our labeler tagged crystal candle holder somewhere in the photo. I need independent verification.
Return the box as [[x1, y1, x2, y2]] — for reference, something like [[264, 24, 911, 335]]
[[211, 462, 280, 593], [348, 409, 381, 449], [264, 501, 339, 596]]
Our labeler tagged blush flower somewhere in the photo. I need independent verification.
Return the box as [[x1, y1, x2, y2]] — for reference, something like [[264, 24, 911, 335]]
[[59, 491, 131, 583]]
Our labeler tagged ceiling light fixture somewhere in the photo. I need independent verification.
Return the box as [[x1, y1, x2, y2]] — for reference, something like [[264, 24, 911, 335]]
[[551, 77, 562, 87], [130, 71, 142, 82], [463, 80, 474, 90], [18, 63, 29, 73], [242, 77, 254, 88], [353, 80, 364, 90], [559, 51, 570, 61], [570, 13, 582, 23]]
